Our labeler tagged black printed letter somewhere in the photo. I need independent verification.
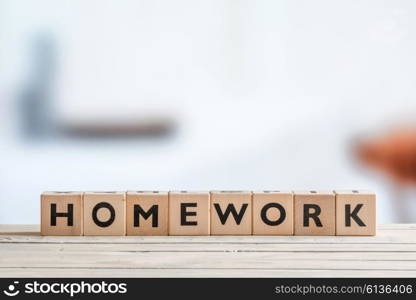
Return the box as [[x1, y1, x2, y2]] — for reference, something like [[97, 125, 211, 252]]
[[50, 203, 73, 226], [214, 203, 248, 225], [92, 202, 115, 227], [303, 204, 322, 227], [260, 203, 286, 226], [345, 204, 365, 227], [134, 204, 158, 227], [181, 203, 197, 226]]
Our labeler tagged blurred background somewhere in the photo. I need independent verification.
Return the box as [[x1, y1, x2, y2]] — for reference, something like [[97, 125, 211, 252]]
[[1, 0, 416, 224]]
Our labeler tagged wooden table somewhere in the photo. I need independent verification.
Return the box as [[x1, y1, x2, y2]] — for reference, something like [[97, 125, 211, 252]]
[[1, 224, 415, 277]]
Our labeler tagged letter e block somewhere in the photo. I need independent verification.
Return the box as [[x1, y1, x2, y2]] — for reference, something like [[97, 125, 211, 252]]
[[126, 191, 168, 236], [169, 191, 210, 236], [41, 191, 83, 236], [294, 191, 335, 236], [83, 192, 126, 236], [211, 191, 252, 235], [253, 191, 293, 235], [335, 190, 376, 236]]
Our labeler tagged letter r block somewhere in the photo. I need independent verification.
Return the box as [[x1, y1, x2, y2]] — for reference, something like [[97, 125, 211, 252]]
[[294, 191, 335, 236], [41, 191, 83, 236], [210, 191, 252, 235], [169, 191, 210, 236], [335, 190, 376, 236], [252, 191, 293, 235], [83, 192, 126, 236], [126, 191, 168, 236]]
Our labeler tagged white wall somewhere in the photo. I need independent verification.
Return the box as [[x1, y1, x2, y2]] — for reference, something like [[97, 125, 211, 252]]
[[1, 0, 416, 224]]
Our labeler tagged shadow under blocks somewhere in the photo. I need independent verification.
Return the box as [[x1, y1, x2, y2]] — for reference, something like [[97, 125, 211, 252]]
[[40, 190, 376, 236]]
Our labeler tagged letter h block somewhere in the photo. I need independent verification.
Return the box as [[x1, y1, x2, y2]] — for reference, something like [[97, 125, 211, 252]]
[[83, 192, 126, 236], [168, 191, 210, 236], [126, 191, 168, 236], [294, 191, 335, 236], [335, 190, 376, 236], [41, 191, 83, 236]]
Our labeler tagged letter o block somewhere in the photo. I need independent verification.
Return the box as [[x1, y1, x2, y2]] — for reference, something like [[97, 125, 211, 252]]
[[126, 191, 168, 236], [169, 191, 210, 236], [294, 191, 335, 236], [83, 192, 126, 236], [253, 191, 293, 235], [41, 191, 83, 236], [335, 190, 376, 236]]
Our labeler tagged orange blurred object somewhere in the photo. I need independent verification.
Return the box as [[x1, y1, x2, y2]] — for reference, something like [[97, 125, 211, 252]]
[[357, 129, 416, 184]]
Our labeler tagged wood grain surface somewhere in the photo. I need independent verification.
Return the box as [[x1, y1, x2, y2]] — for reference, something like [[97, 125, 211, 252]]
[[0, 224, 415, 277]]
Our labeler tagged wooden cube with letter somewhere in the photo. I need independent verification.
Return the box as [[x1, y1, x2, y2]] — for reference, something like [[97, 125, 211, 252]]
[[335, 190, 376, 236], [126, 191, 168, 236], [41, 191, 83, 236], [83, 191, 126, 236], [252, 190, 293, 235], [294, 190, 335, 236], [210, 191, 252, 235], [168, 191, 210, 236]]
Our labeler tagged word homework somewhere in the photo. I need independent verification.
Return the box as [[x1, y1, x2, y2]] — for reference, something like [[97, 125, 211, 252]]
[[41, 190, 376, 236]]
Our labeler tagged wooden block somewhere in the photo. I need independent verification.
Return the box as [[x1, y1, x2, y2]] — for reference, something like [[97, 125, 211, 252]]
[[210, 191, 252, 235], [294, 190, 335, 236], [252, 190, 293, 235], [335, 190, 376, 236], [41, 191, 83, 236], [83, 191, 126, 236], [169, 191, 210, 236], [126, 191, 168, 236]]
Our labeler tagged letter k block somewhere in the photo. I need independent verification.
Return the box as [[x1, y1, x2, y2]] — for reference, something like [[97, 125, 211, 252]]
[[335, 190, 376, 236]]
